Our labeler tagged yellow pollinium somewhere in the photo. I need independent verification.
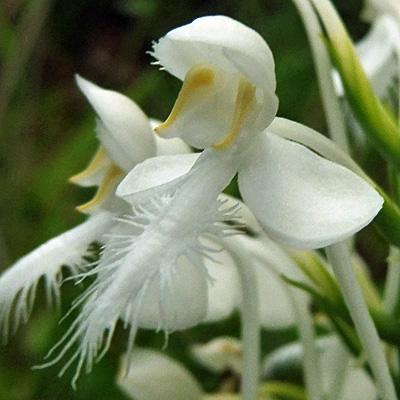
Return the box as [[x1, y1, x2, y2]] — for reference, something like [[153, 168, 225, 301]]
[[69, 147, 112, 184], [155, 62, 256, 150], [213, 78, 256, 150], [76, 164, 124, 213], [70, 147, 125, 213], [155, 64, 216, 134]]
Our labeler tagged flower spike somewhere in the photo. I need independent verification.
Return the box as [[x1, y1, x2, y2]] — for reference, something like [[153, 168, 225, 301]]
[[1, 16, 385, 388]]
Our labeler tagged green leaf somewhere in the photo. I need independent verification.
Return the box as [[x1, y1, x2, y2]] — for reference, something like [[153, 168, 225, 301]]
[[259, 381, 307, 400], [373, 186, 400, 248], [287, 250, 342, 303], [283, 274, 400, 348]]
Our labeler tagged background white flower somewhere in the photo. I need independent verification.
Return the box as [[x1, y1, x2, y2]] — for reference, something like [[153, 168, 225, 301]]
[[0, 76, 191, 340]]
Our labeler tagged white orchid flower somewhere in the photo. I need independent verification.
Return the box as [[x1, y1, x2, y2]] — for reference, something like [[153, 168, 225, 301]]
[[38, 15, 382, 379], [117, 342, 249, 400], [0, 76, 191, 340], [191, 336, 243, 375], [117, 348, 204, 400], [146, 15, 382, 249], [117, 347, 245, 400], [18, 16, 382, 384]]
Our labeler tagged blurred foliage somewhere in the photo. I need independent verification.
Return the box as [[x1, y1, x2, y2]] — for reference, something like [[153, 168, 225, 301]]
[[0, 0, 368, 399]]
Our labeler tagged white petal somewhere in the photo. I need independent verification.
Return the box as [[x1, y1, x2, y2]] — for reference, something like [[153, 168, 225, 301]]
[[118, 348, 203, 400], [238, 132, 383, 249], [254, 257, 302, 329], [152, 16, 276, 91], [75, 75, 156, 171], [150, 119, 193, 155], [50, 217, 210, 383], [0, 212, 115, 339], [116, 153, 199, 204], [191, 336, 243, 374], [357, 15, 400, 98], [203, 243, 241, 322], [132, 254, 209, 330]]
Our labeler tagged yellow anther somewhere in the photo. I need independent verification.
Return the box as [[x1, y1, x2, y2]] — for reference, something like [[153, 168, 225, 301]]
[[155, 64, 216, 135], [213, 78, 256, 149], [69, 147, 112, 184], [76, 164, 124, 213]]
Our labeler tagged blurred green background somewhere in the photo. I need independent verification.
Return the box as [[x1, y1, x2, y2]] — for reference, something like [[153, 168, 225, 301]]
[[0, 0, 366, 399]]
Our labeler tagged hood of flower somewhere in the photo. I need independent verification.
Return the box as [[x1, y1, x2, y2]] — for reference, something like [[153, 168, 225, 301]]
[[151, 16, 279, 149]]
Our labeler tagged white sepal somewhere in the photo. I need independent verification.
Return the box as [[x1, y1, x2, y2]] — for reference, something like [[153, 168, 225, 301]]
[[75, 75, 156, 171], [116, 153, 199, 204], [263, 336, 377, 400], [321, 337, 377, 400], [151, 15, 276, 91], [238, 132, 383, 249]]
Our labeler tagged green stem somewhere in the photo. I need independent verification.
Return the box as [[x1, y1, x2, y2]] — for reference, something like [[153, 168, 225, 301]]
[[222, 236, 260, 400], [325, 341, 350, 400], [286, 286, 323, 400], [236, 258, 260, 400], [383, 246, 400, 318], [291, 0, 349, 153], [311, 0, 400, 173], [247, 236, 323, 400], [326, 242, 397, 400]]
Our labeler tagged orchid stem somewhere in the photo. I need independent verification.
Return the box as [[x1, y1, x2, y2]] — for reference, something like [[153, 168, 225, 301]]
[[236, 255, 260, 400], [286, 287, 323, 400], [220, 236, 261, 400], [246, 235, 323, 400], [326, 242, 397, 400], [291, 0, 350, 154], [383, 246, 400, 318]]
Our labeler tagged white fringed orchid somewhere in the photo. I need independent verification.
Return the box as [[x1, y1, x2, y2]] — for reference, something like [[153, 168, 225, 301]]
[[5, 15, 383, 385], [38, 15, 381, 381], [0, 76, 191, 340]]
